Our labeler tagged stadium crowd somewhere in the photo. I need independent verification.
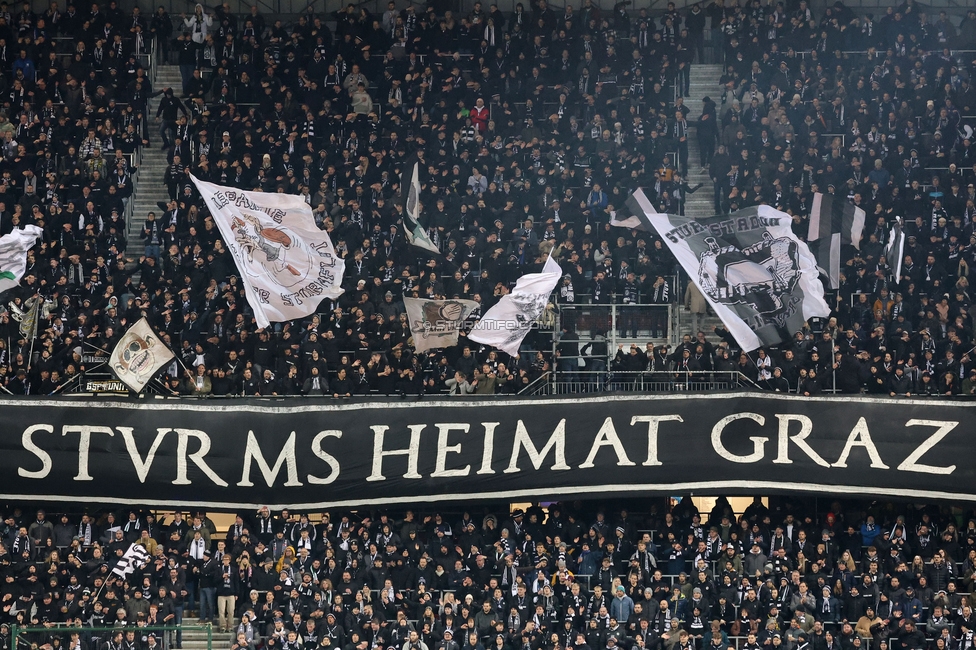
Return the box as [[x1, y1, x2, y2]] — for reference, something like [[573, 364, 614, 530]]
[[0, 0, 975, 396], [1, 498, 975, 650]]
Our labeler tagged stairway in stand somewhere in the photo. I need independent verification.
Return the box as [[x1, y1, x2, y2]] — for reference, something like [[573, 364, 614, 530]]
[[682, 63, 724, 219], [128, 65, 185, 259], [182, 625, 233, 650], [677, 63, 726, 335]]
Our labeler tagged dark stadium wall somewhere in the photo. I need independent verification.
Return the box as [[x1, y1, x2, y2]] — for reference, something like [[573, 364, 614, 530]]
[[1, 393, 975, 509]]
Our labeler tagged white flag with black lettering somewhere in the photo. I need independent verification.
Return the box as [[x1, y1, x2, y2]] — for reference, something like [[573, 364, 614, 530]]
[[111, 318, 175, 393], [629, 188, 829, 351], [112, 543, 151, 579], [469, 254, 561, 356], [405, 297, 481, 352], [191, 175, 345, 329]]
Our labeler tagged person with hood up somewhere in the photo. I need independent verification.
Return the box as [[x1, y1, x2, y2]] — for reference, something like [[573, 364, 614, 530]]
[[183, 4, 212, 44]]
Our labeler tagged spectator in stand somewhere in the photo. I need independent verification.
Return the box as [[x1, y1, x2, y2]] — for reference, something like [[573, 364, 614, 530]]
[[2, 0, 976, 400], [1, 498, 972, 650]]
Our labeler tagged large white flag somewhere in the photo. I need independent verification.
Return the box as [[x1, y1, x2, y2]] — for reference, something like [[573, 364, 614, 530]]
[[404, 297, 480, 352], [111, 318, 175, 392], [111, 542, 151, 579], [191, 175, 345, 329], [469, 255, 561, 356], [629, 189, 829, 351], [0, 225, 42, 294]]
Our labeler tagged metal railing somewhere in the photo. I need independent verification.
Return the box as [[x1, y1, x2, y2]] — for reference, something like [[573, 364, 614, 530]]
[[783, 48, 976, 62], [148, 34, 158, 92], [554, 300, 679, 351], [517, 371, 553, 395], [9, 625, 213, 650], [528, 370, 759, 395]]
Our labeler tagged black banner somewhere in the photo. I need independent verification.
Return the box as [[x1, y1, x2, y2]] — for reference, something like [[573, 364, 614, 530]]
[[1, 394, 973, 508]]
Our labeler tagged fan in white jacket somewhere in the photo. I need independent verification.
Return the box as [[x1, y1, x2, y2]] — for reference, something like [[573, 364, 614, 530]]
[[183, 4, 212, 44], [445, 371, 476, 395]]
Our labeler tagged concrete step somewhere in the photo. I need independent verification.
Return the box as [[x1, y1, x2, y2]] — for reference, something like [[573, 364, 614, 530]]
[[181, 637, 234, 643], [677, 306, 724, 336], [125, 70, 179, 261], [677, 64, 722, 219], [118, 66, 175, 261]]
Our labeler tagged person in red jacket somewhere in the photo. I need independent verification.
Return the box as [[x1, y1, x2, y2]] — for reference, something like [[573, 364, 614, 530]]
[[470, 98, 489, 133]]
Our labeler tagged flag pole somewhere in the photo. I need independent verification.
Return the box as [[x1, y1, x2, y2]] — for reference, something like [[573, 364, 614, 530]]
[[26, 295, 40, 372], [84, 341, 112, 355], [826, 329, 837, 394], [51, 370, 83, 395]]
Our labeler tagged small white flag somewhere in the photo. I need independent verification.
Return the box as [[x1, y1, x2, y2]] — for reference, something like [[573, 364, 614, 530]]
[[112, 543, 151, 578], [191, 175, 345, 329], [0, 225, 42, 294], [404, 297, 480, 352], [399, 155, 440, 255], [111, 318, 175, 392], [886, 217, 905, 284], [469, 255, 561, 356]]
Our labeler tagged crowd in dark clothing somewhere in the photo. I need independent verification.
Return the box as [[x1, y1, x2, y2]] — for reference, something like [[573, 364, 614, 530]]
[[609, 320, 976, 397], [0, 0, 975, 398], [3, 497, 976, 650], [693, 0, 976, 397]]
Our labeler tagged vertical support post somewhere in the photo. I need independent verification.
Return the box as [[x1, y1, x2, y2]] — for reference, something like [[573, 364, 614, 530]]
[[610, 304, 617, 360], [826, 329, 835, 393], [551, 307, 560, 392]]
